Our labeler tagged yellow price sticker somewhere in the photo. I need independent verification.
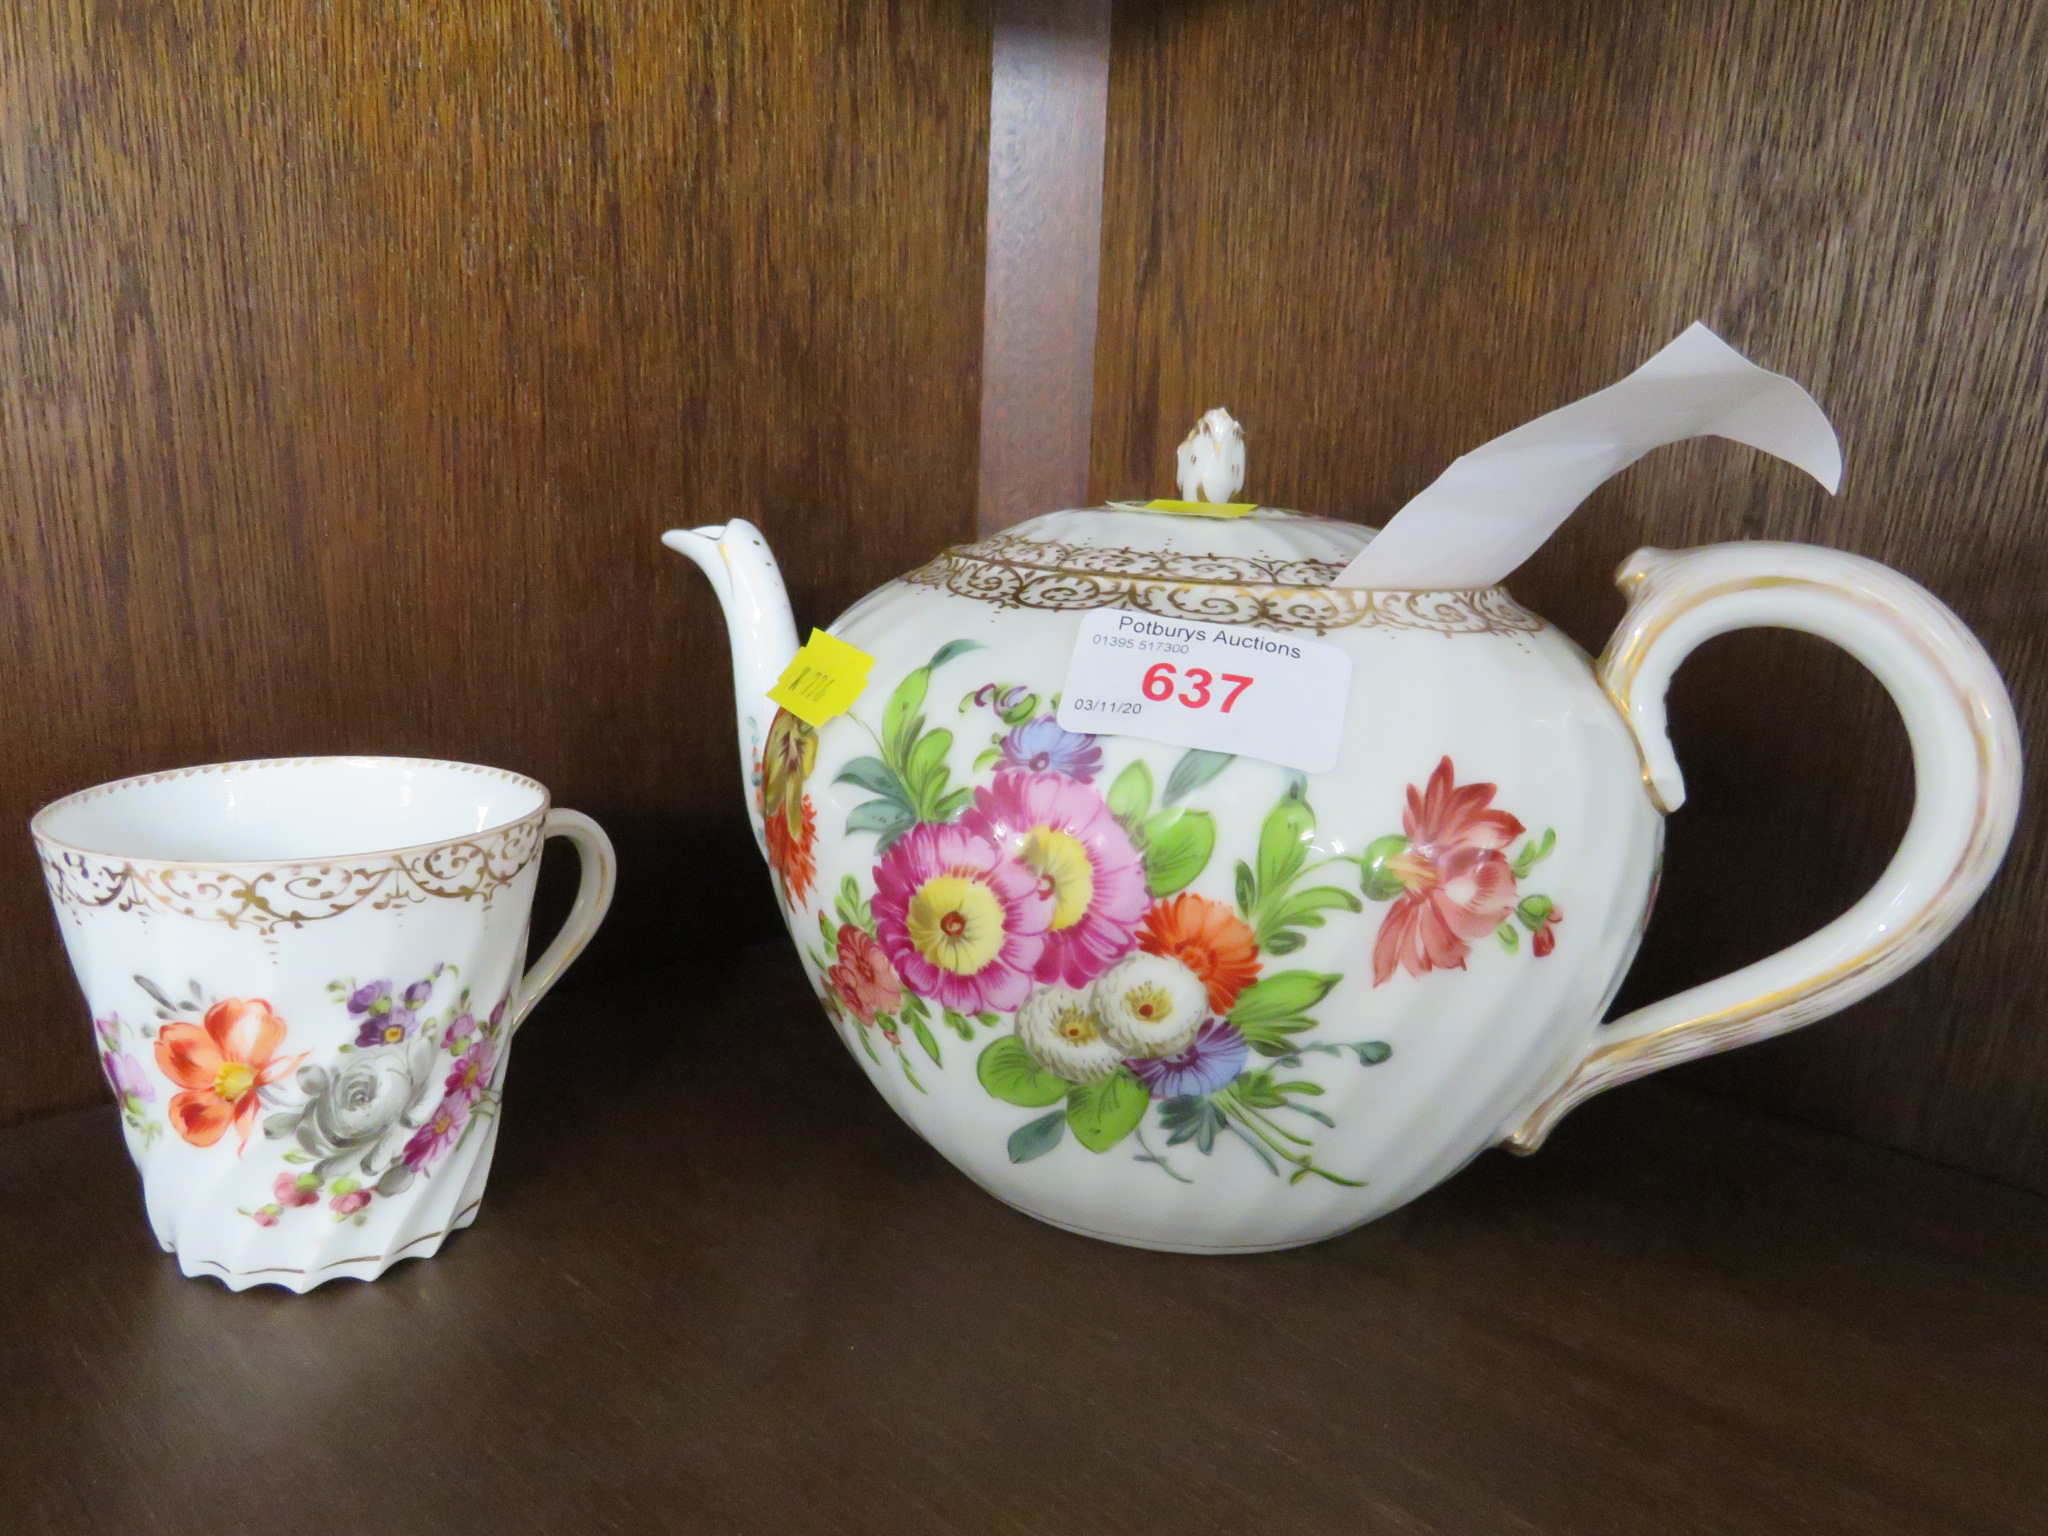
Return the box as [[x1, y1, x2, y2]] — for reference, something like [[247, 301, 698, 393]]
[[767, 629, 876, 727], [1144, 499, 1258, 519]]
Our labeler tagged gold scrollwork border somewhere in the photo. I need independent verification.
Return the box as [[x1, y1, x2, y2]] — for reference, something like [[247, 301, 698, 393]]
[[900, 533, 1544, 637]]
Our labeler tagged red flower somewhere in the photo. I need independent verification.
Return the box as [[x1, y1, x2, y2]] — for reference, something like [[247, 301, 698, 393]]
[[1371, 758, 1524, 986], [154, 999, 303, 1151], [764, 792, 818, 905], [1137, 894, 1261, 1014], [826, 925, 904, 1026]]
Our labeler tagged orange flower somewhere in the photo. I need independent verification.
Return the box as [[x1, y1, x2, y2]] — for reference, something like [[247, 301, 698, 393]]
[[1137, 894, 1260, 1014], [154, 999, 302, 1151], [764, 792, 818, 906]]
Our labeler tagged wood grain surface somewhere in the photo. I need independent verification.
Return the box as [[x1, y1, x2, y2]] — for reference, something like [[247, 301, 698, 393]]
[[1092, 0, 2048, 1189], [0, 3, 990, 1126], [979, 0, 1112, 531], [5, 947, 2046, 1535]]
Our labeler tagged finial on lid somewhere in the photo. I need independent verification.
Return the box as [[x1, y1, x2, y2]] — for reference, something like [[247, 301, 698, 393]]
[[1176, 408, 1246, 504]]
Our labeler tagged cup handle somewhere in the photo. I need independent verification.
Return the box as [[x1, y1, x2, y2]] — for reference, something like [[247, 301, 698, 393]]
[[510, 809, 618, 1031], [1506, 541, 2022, 1150]]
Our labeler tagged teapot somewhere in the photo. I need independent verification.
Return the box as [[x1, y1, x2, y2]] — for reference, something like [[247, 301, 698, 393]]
[[664, 416, 2019, 1253]]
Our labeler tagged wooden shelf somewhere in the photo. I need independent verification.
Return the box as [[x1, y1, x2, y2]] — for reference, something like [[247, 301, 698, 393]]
[[5, 945, 2044, 1534]]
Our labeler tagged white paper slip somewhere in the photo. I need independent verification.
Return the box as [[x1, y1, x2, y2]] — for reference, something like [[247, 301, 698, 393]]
[[1334, 323, 1843, 590], [1056, 610, 1352, 774]]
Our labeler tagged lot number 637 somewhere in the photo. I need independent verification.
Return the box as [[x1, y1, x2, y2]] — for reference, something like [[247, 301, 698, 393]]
[[1142, 662, 1254, 712]]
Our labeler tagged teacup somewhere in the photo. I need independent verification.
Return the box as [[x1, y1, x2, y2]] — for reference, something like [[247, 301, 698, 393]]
[[33, 757, 615, 1291]]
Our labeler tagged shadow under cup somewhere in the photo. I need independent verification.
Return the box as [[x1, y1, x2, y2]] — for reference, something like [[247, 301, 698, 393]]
[[32, 757, 615, 1292]]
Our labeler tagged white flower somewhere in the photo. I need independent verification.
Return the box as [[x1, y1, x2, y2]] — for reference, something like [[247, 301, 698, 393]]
[[1175, 407, 1246, 504], [300, 1036, 436, 1154], [1092, 953, 1208, 1058], [1016, 987, 1124, 1084]]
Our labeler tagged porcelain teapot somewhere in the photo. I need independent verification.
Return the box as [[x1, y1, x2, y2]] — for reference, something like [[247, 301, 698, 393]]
[[665, 431, 2019, 1254]]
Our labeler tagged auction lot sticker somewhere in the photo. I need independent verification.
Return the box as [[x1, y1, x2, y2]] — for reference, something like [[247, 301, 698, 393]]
[[1056, 611, 1351, 774]]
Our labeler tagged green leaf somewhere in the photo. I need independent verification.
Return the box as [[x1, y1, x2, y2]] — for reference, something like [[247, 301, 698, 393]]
[[997, 692, 1039, 726], [900, 992, 930, 1023], [976, 1011, 1001, 1027], [928, 639, 984, 671], [1255, 786, 1316, 900], [1517, 894, 1555, 930], [1497, 922, 1519, 953], [1065, 1070, 1151, 1152], [1008, 1109, 1066, 1163], [911, 1015, 943, 1065], [933, 786, 975, 822], [1359, 834, 1411, 902], [883, 667, 932, 764], [1229, 970, 1340, 1026], [1163, 749, 1233, 805], [973, 747, 1002, 772], [977, 1036, 1069, 1107], [835, 756, 904, 798], [1106, 760, 1154, 827], [819, 910, 839, 954], [1260, 883, 1363, 947], [906, 728, 954, 813], [1234, 859, 1256, 916], [846, 800, 913, 845], [1142, 811, 1215, 897], [1262, 931, 1304, 956], [942, 1008, 975, 1041], [1357, 1041, 1392, 1065], [1512, 828, 1556, 877]]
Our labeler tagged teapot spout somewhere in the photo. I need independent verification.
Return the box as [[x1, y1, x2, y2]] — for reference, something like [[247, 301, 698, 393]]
[[662, 520, 799, 858]]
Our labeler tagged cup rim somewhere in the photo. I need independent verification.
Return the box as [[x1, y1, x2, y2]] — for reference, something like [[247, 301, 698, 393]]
[[29, 755, 552, 869]]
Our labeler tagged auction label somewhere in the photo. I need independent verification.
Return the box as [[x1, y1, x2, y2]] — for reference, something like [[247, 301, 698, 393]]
[[1056, 611, 1351, 774]]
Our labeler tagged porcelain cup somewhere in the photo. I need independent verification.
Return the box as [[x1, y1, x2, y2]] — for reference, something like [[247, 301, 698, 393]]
[[32, 756, 616, 1291]]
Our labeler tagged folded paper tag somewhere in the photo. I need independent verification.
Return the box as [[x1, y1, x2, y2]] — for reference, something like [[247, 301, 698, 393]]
[[768, 629, 875, 726], [1334, 323, 1843, 590]]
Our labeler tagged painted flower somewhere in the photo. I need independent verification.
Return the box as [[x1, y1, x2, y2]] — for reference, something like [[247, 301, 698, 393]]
[[250, 1206, 279, 1228], [762, 709, 818, 840], [347, 980, 391, 1016], [441, 1012, 477, 1051], [354, 1006, 418, 1048], [330, 1189, 372, 1218], [155, 999, 302, 1150], [1371, 757, 1525, 986], [289, 1036, 437, 1160], [443, 1037, 499, 1103], [1015, 986, 1123, 1083], [402, 977, 435, 1008], [826, 925, 903, 1026], [402, 1094, 470, 1171], [93, 1014, 121, 1050], [872, 821, 1052, 1015], [1522, 895, 1563, 958], [1092, 952, 1209, 1058], [765, 792, 818, 906], [487, 998, 508, 1034], [274, 1172, 318, 1209], [1137, 894, 1261, 1014], [962, 772, 1146, 988], [999, 718, 1102, 783], [101, 1048, 154, 1105], [1126, 1020, 1250, 1100]]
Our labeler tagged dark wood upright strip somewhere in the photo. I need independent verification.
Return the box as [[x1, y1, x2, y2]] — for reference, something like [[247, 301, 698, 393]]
[[978, 0, 1112, 532]]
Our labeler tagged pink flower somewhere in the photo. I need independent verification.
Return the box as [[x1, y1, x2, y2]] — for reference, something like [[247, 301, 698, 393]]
[[827, 925, 903, 1025], [443, 1037, 499, 1104], [961, 772, 1147, 988], [330, 1190, 371, 1217], [1372, 758, 1525, 985], [401, 1094, 470, 1171], [872, 822, 1052, 1015], [441, 1013, 477, 1050], [274, 1173, 318, 1209], [251, 1206, 279, 1227]]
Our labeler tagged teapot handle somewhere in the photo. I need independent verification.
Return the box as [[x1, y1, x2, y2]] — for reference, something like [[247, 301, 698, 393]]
[[1506, 541, 2021, 1150]]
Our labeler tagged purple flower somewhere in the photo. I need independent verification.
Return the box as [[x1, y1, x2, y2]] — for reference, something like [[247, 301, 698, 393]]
[[403, 978, 434, 1008], [999, 719, 1102, 783], [402, 1094, 471, 1171], [487, 998, 508, 1033], [101, 1050, 154, 1103], [1126, 1020, 1250, 1100], [441, 1012, 477, 1050], [93, 1014, 121, 1050], [348, 980, 391, 1016], [354, 1008, 417, 1048]]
